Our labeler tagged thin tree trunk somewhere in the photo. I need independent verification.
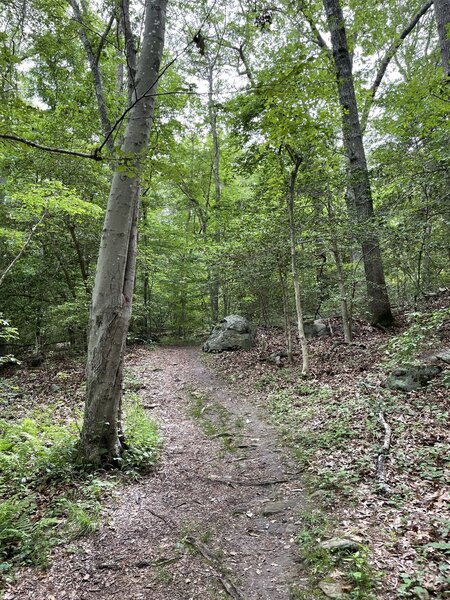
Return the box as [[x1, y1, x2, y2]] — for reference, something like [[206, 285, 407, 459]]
[[326, 198, 352, 342], [322, 0, 394, 327], [80, 0, 167, 465], [0, 210, 47, 288], [66, 219, 90, 294], [285, 149, 309, 375], [279, 266, 293, 362], [207, 62, 221, 323], [434, 0, 450, 77]]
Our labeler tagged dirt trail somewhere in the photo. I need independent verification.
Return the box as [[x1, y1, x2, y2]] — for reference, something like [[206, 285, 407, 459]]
[[7, 346, 307, 600]]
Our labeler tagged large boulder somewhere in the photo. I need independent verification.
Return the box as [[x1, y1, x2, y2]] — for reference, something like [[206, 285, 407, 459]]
[[304, 319, 330, 339], [385, 365, 442, 392], [203, 315, 255, 353]]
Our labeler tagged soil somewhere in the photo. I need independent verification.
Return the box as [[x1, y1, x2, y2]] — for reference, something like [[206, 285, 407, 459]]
[[6, 346, 307, 600]]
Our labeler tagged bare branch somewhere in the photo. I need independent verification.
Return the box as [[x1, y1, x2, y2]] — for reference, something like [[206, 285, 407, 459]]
[[299, 1, 331, 54], [0, 133, 102, 160], [361, 0, 433, 132], [68, 0, 115, 154], [95, 11, 115, 65]]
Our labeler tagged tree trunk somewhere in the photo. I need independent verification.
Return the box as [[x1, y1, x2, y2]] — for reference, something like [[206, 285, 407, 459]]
[[326, 198, 352, 342], [68, 0, 115, 155], [80, 0, 167, 466], [285, 150, 309, 375], [207, 62, 221, 324], [322, 0, 395, 327], [433, 0, 450, 77], [279, 265, 293, 362]]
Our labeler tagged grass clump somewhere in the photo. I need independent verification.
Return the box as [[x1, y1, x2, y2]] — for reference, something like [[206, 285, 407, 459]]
[[121, 392, 160, 476]]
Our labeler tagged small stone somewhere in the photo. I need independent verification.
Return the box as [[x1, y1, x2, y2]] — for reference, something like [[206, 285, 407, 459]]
[[261, 500, 294, 516], [320, 537, 360, 552], [318, 580, 345, 598]]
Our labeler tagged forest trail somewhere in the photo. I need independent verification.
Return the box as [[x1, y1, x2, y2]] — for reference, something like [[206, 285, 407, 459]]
[[8, 346, 306, 600]]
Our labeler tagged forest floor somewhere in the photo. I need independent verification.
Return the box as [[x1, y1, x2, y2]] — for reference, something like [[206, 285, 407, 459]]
[[3, 345, 309, 600], [2, 299, 450, 599]]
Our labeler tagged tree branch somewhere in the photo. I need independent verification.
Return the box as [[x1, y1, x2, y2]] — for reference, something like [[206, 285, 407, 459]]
[[68, 0, 115, 154], [95, 11, 115, 65], [0, 209, 48, 288], [299, 1, 331, 54], [0, 133, 102, 160], [361, 0, 433, 132], [120, 0, 138, 105]]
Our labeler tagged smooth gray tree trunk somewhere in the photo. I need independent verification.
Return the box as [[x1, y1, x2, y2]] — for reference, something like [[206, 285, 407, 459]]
[[285, 148, 309, 375], [80, 0, 167, 465], [433, 0, 450, 77], [322, 0, 394, 326], [207, 62, 221, 324]]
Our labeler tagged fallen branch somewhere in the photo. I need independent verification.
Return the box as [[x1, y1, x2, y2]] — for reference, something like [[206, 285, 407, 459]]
[[377, 411, 392, 493], [96, 556, 180, 571], [146, 508, 174, 526], [185, 537, 244, 600], [206, 475, 290, 487]]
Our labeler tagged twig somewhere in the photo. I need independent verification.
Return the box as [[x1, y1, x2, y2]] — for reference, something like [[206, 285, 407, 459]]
[[146, 508, 173, 525]]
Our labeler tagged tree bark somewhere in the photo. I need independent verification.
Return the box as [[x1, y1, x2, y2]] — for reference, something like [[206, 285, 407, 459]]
[[278, 265, 293, 362], [322, 0, 394, 327], [80, 0, 167, 465], [285, 147, 309, 375], [433, 0, 450, 77], [326, 197, 352, 342], [207, 62, 221, 324]]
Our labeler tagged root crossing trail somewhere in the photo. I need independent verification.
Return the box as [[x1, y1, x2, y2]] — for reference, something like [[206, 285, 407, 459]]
[[8, 346, 307, 600]]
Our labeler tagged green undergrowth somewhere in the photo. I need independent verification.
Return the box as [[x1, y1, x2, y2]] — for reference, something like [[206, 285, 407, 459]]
[[0, 386, 159, 586], [259, 369, 449, 598], [261, 378, 378, 598], [187, 386, 243, 452], [383, 308, 450, 368]]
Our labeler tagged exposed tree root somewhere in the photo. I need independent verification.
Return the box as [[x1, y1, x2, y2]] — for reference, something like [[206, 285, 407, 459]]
[[185, 537, 245, 600]]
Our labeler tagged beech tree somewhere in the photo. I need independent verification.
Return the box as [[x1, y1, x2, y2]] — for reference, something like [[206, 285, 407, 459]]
[[80, 0, 168, 465]]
